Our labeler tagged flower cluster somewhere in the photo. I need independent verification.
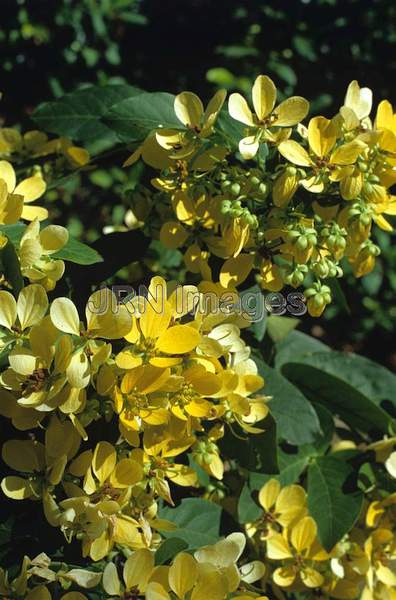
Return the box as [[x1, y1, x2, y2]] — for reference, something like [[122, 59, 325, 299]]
[[125, 77, 396, 316], [246, 477, 396, 599], [1, 75, 396, 600], [0, 279, 267, 562]]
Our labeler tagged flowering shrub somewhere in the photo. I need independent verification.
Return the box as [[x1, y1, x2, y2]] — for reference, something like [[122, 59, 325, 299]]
[[0, 76, 396, 599]]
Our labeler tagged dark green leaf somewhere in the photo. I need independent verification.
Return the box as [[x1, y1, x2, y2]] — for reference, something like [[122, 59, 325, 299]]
[[155, 537, 188, 565], [282, 352, 395, 433], [0, 224, 25, 246], [32, 84, 141, 143], [255, 358, 322, 445], [159, 498, 222, 549], [0, 240, 24, 295], [52, 237, 103, 265], [274, 330, 330, 370], [104, 92, 181, 142], [308, 456, 363, 550]]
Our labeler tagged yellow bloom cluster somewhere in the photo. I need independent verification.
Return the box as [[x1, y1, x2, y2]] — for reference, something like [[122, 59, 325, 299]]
[[0, 278, 267, 561], [246, 478, 396, 599], [1, 77, 396, 600], [125, 77, 396, 316], [1, 535, 268, 600]]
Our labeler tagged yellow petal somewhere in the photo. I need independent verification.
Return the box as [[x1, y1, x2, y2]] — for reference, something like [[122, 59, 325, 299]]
[[202, 89, 226, 132], [276, 484, 306, 522], [0, 290, 17, 329], [238, 136, 259, 159], [174, 92, 204, 128], [330, 140, 365, 165], [40, 225, 69, 252], [9, 347, 37, 375], [50, 297, 80, 335], [2, 439, 44, 472], [140, 299, 172, 340], [344, 80, 372, 120], [274, 96, 309, 126], [252, 75, 276, 121], [1, 475, 33, 499], [66, 349, 90, 388], [376, 99, 394, 130], [273, 172, 298, 208], [278, 140, 312, 166], [26, 586, 52, 600], [0, 160, 16, 191], [156, 324, 200, 354], [15, 175, 46, 202], [266, 533, 292, 560], [273, 565, 296, 588], [308, 116, 336, 158], [102, 563, 121, 596], [301, 567, 324, 588], [291, 516, 317, 552], [92, 441, 117, 484], [123, 549, 155, 591], [160, 221, 188, 249], [228, 93, 255, 126], [110, 458, 143, 488], [169, 552, 197, 597], [21, 205, 48, 222], [146, 582, 171, 600], [220, 254, 254, 288], [86, 289, 132, 339], [258, 478, 280, 511], [17, 284, 48, 330], [190, 568, 227, 600]]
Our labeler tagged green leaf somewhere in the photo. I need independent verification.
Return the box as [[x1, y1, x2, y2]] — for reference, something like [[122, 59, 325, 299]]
[[266, 315, 299, 343], [240, 285, 267, 342], [0, 240, 24, 295], [274, 330, 330, 370], [0, 223, 25, 246], [216, 110, 246, 149], [159, 498, 222, 549], [155, 537, 188, 565], [255, 358, 322, 445], [238, 483, 262, 524], [282, 352, 395, 433], [52, 237, 103, 265], [32, 84, 141, 143], [308, 456, 363, 550], [104, 92, 181, 142]]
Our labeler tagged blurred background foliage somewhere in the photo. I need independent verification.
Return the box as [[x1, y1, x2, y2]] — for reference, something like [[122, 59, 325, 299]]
[[1, 0, 396, 366]]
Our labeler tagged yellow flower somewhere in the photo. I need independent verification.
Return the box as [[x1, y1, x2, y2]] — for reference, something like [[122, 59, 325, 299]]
[[50, 288, 132, 339], [115, 363, 171, 430], [0, 160, 47, 221], [278, 116, 366, 195], [267, 516, 329, 589], [1, 415, 80, 501], [66, 441, 143, 505], [103, 549, 168, 597], [116, 277, 200, 369], [343, 80, 373, 122], [229, 74, 309, 158], [18, 218, 69, 290], [363, 529, 396, 596], [253, 479, 307, 539]]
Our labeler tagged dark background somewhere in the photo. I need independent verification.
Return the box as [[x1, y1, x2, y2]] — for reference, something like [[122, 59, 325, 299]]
[[1, 0, 396, 365]]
